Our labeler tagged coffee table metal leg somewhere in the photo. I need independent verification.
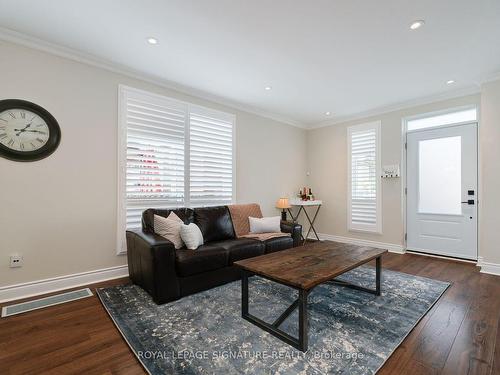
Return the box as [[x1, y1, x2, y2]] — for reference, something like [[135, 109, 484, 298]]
[[272, 299, 299, 328], [240, 273, 310, 352], [298, 289, 309, 352], [242, 270, 249, 317], [327, 256, 383, 296], [376, 256, 381, 296]]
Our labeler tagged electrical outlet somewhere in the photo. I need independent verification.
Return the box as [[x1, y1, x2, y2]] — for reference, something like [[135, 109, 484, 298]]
[[9, 254, 23, 268]]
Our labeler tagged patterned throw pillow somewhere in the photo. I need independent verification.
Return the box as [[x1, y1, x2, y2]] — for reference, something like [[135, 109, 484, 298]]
[[153, 212, 184, 249]]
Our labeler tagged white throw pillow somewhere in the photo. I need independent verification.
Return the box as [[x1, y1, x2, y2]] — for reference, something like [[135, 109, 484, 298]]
[[180, 223, 204, 250], [249, 216, 281, 234], [154, 212, 184, 249]]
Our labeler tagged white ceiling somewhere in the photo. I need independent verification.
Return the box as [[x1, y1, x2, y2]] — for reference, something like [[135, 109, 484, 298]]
[[0, 0, 499, 128]]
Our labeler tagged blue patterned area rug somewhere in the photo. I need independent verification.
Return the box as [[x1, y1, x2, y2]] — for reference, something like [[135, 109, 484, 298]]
[[97, 267, 449, 375]]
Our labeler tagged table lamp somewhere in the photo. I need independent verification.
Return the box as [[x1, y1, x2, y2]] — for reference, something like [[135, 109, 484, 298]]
[[276, 197, 291, 221]]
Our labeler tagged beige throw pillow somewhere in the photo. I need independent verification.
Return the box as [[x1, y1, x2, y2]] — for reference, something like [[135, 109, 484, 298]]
[[180, 223, 204, 250], [154, 212, 184, 249], [249, 216, 281, 233]]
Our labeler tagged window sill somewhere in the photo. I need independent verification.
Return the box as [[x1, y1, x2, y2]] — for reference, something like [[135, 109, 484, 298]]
[[348, 228, 383, 235]]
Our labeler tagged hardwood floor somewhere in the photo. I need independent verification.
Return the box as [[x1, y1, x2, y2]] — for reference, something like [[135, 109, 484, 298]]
[[1, 250, 499, 375]]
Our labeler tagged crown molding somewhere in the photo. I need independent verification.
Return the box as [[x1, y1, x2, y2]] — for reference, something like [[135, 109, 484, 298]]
[[0, 26, 306, 129], [480, 71, 500, 85], [1, 26, 493, 131], [307, 85, 481, 130]]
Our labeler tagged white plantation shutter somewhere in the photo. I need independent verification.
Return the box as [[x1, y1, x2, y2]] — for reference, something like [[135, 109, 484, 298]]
[[189, 106, 234, 206], [123, 90, 187, 229], [117, 86, 235, 253], [348, 121, 381, 232]]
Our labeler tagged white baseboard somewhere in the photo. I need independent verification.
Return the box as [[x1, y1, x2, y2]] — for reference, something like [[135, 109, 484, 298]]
[[315, 233, 406, 254], [477, 257, 500, 276], [0, 265, 129, 303]]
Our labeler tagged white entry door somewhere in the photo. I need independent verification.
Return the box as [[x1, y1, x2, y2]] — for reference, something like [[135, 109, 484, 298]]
[[406, 123, 477, 260]]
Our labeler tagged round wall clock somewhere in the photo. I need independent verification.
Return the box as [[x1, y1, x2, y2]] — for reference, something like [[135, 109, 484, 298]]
[[0, 99, 61, 162]]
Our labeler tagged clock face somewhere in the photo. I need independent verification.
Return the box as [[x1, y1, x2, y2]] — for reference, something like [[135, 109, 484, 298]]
[[0, 99, 61, 162], [0, 109, 50, 152]]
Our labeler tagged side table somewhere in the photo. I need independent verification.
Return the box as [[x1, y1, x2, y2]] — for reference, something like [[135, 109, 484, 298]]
[[287, 200, 322, 244]]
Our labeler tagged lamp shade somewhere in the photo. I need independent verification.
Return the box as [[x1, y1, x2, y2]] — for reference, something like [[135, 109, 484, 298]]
[[276, 197, 291, 209]]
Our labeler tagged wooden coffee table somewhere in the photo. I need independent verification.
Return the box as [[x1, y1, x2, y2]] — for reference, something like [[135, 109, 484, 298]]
[[234, 242, 387, 352]]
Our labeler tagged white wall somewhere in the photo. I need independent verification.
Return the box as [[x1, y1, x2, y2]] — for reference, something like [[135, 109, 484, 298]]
[[2, 38, 498, 290], [479, 79, 500, 265], [0, 40, 306, 287], [306, 94, 481, 247]]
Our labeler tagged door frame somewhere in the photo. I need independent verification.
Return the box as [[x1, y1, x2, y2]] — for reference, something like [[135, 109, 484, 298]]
[[401, 105, 480, 261]]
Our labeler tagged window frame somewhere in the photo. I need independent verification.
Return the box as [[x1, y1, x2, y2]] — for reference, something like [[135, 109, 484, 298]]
[[347, 121, 382, 233], [116, 85, 236, 254], [405, 105, 478, 133]]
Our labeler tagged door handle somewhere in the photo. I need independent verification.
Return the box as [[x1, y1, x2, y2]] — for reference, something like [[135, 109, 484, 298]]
[[461, 200, 474, 205]]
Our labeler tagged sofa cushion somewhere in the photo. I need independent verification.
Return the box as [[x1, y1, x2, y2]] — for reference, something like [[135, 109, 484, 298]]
[[175, 245, 228, 277], [143, 208, 194, 233], [264, 236, 294, 253], [208, 238, 265, 264], [194, 206, 235, 243]]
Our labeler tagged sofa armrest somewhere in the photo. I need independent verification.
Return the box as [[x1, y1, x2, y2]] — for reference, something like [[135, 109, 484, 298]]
[[126, 229, 180, 304], [280, 220, 302, 247]]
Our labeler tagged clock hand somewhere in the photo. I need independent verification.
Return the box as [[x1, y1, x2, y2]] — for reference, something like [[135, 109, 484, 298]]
[[14, 122, 34, 136], [17, 122, 33, 131]]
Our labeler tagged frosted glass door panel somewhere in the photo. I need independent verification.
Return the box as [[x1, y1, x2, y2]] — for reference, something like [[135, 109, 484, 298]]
[[418, 136, 461, 215]]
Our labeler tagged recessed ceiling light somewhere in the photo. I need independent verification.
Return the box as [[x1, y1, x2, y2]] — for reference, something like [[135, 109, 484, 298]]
[[446, 80, 455, 85], [147, 37, 159, 45], [264, 86, 272, 91], [410, 20, 425, 30], [325, 111, 331, 116]]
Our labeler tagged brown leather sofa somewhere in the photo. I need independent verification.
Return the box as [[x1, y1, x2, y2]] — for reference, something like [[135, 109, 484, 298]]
[[126, 205, 302, 304]]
